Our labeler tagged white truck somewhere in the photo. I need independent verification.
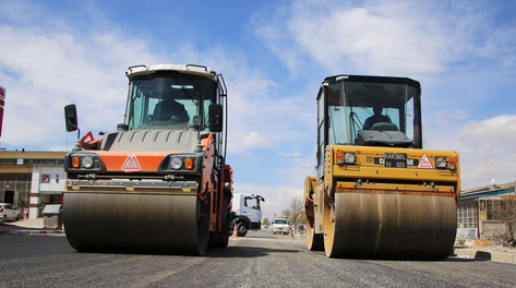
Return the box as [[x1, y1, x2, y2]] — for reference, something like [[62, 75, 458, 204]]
[[230, 192, 265, 237]]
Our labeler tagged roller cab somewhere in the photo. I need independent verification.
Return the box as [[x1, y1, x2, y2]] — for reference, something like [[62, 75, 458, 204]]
[[63, 64, 232, 255], [305, 75, 461, 259]]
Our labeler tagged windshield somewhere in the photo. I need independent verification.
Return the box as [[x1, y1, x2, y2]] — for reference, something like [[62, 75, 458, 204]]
[[274, 219, 288, 225], [245, 197, 260, 209], [127, 73, 216, 131], [326, 80, 420, 146]]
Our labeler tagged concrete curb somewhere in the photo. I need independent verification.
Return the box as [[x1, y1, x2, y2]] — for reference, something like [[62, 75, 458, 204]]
[[0, 230, 65, 236], [453, 248, 516, 264], [0, 222, 45, 229]]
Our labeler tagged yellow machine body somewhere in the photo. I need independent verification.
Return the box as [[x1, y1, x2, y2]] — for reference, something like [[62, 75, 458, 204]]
[[305, 75, 461, 259]]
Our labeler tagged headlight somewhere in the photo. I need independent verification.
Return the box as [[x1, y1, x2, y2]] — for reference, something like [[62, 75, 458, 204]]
[[169, 157, 182, 170], [336, 150, 356, 165], [435, 157, 447, 168], [344, 152, 355, 164], [82, 156, 94, 168]]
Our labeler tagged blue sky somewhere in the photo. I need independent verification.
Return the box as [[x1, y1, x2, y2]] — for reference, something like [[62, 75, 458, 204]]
[[1, 0, 515, 220]]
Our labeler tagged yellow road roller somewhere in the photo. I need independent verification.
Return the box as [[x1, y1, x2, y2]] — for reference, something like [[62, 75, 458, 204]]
[[304, 75, 460, 259]]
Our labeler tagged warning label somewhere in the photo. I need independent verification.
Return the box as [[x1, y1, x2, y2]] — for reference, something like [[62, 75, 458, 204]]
[[418, 153, 433, 169], [122, 154, 141, 171]]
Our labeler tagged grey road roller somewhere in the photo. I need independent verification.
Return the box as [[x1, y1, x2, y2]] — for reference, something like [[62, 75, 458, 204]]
[[63, 64, 233, 255]]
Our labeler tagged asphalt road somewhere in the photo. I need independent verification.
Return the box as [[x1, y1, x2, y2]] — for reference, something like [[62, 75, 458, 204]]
[[0, 229, 515, 288]]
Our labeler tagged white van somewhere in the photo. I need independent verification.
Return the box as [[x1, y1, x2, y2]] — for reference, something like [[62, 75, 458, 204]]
[[272, 217, 289, 235]]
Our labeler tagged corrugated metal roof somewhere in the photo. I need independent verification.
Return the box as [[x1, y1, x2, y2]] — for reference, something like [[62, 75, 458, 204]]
[[460, 181, 516, 200]]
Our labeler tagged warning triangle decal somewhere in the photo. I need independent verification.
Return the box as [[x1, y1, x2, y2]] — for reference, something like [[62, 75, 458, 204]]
[[418, 152, 433, 169], [122, 154, 141, 171]]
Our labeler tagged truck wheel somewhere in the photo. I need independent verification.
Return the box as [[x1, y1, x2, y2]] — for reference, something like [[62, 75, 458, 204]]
[[237, 222, 248, 237]]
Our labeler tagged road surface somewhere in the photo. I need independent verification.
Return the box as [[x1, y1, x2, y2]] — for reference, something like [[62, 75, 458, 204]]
[[0, 229, 514, 288]]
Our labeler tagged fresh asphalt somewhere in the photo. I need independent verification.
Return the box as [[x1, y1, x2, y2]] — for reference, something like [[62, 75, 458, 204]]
[[1, 228, 515, 288]]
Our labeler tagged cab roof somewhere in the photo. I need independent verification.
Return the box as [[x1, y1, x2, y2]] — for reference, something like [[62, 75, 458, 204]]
[[322, 74, 420, 88], [126, 64, 217, 82]]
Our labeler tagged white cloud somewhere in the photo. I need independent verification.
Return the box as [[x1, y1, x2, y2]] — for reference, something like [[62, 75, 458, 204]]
[[278, 152, 302, 158], [166, 44, 316, 154], [0, 24, 161, 147], [253, 0, 516, 192], [254, 0, 504, 76], [0, 11, 314, 155], [426, 114, 516, 189], [0, 2, 317, 217]]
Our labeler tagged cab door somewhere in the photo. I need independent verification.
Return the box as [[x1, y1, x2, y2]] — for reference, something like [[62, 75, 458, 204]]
[[241, 196, 260, 224]]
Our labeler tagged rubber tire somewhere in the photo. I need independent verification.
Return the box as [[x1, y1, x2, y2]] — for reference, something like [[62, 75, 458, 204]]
[[16, 214, 21, 221], [237, 222, 248, 237], [2, 215, 6, 223]]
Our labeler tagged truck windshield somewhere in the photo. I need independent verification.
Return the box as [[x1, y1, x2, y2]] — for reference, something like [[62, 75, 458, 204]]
[[326, 79, 420, 147], [244, 197, 260, 209], [275, 219, 288, 224], [127, 73, 216, 131]]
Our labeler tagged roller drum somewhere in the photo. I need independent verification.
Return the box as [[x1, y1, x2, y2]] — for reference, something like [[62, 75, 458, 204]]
[[63, 192, 210, 255], [324, 193, 457, 259]]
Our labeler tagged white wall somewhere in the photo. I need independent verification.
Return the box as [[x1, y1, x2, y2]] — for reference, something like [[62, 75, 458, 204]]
[[29, 166, 65, 219]]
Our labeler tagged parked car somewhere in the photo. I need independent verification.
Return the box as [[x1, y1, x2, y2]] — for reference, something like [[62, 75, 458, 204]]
[[0, 203, 22, 222]]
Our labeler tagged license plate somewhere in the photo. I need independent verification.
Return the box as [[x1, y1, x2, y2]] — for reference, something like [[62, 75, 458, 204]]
[[384, 153, 407, 168]]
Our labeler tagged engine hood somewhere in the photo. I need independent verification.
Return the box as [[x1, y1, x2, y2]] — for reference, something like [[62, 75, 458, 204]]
[[100, 130, 203, 152], [356, 130, 414, 147]]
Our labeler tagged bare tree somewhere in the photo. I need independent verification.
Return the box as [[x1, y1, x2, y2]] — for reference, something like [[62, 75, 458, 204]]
[[281, 209, 291, 220], [288, 198, 304, 224], [276, 198, 307, 224], [490, 194, 516, 246], [498, 195, 516, 246]]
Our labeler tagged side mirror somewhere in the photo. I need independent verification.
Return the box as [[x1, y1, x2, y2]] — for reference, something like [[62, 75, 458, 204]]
[[209, 104, 223, 132], [64, 104, 78, 132]]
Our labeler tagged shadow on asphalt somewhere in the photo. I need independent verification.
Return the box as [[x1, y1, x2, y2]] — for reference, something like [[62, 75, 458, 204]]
[[206, 246, 300, 258], [444, 257, 487, 262]]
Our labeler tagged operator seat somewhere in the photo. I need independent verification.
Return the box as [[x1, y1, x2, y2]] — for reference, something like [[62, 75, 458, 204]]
[[152, 98, 189, 123], [370, 122, 398, 131]]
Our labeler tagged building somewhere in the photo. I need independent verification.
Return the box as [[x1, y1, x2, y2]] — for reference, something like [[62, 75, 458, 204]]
[[458, 181, 516, 240], [0, 150, 66, 219]]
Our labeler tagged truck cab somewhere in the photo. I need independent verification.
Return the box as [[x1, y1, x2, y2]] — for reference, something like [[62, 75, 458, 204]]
[[230, 192, 265, 237]]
